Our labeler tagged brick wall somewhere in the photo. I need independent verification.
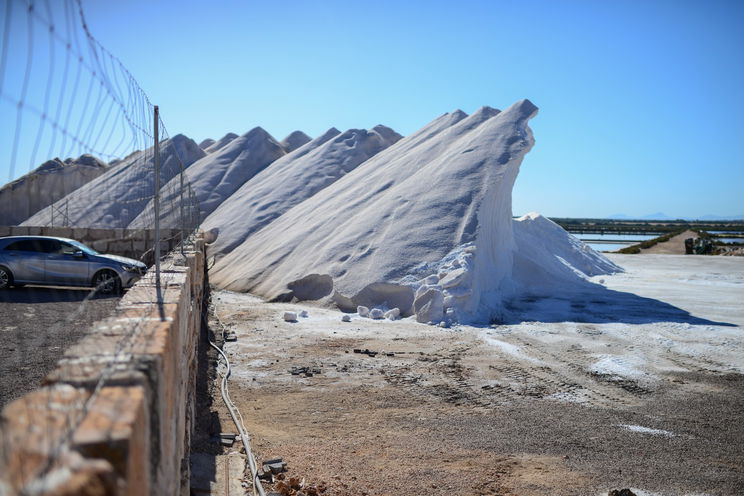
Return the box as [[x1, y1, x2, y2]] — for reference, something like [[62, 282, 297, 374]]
[[0, 226, 183, 265], [0, 236, 207, 495]]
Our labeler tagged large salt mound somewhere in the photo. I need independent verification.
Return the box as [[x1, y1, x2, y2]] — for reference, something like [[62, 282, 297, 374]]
[[203, 125, 403, 257], [128, 127, 285, 229], [0, 155, 107, 225], [203, 133, 239, 154], [212, 99, 586, 323], [22, 134, 204, 228], [280, 130, 312, 153]]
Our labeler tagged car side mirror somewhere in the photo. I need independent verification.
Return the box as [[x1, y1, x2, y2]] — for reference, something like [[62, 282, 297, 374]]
[[74, 250, 86, 259]]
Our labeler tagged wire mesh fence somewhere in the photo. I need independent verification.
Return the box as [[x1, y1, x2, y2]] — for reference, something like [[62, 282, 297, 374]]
[[0, 1, 205, 491]]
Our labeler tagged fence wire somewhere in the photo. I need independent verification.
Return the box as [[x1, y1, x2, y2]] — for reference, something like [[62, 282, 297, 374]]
[[0, 0, 203, 491]]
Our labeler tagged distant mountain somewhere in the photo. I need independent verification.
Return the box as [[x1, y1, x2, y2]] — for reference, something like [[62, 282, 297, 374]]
[[605, 213, 744, 221], [697, 214, 744, 221]]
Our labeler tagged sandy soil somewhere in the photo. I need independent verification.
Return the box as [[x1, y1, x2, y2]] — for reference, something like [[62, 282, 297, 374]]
[[639, 230, 698, 255], [211, 254, 744, 496]]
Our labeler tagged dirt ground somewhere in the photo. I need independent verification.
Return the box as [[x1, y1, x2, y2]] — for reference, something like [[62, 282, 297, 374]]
[[210, 254, 744, 496], [0, 286, 120, 408], [639, 230, 697, 254]]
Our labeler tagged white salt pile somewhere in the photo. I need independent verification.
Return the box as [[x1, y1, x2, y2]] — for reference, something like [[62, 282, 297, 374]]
[[129, 127, 285, 228], [22, 134, 205, 228], [0, 154, 107, 225], [202, 125, 402, 256], [280, 130, 312, 153], [209, 99, 621, 325]]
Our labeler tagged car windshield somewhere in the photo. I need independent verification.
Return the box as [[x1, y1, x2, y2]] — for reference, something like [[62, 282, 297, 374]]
[[66, 239, 100, 255]]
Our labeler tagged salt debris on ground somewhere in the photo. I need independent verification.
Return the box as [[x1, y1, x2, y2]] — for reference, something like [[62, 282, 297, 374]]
[[619, 425, 674, 437], [210, 99, 621, 324]]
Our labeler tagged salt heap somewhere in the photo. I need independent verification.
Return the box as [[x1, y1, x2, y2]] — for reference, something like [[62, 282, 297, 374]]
[[210, 100, 573, 324], [129, 127, 285, 228], [0, 155, 107, 225], [280, 131, 312, 153], [22, 135, 204, 228], [202, 133, 239, 154], [203, 125, 402, 256]]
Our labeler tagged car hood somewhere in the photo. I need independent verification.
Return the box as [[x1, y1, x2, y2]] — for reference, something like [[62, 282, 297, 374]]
[[98, 253, 147, 268]]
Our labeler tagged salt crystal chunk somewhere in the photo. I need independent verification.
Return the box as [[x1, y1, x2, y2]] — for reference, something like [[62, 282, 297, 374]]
[[369, 308, 384, 319], [384, 308, 400, 320], [283, 311, 297, 322], [357, 306, 370, 317]]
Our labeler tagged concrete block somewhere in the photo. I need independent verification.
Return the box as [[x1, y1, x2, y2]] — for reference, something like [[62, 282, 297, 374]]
[[0, 226, 11, 237], [73, 386, 150, 496], [10, 226, 29, 235], [44, 226, 72, 239], [73, 227, 89, 240], [87, 228, 116, 242]]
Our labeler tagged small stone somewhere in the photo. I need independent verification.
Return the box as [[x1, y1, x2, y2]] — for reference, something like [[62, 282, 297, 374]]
[[299, 310, 309, 318], [357, 305, 370, 317], [608, 490, 637, 496], [341, 314, 351, 322], [283, 311, 297, 322]]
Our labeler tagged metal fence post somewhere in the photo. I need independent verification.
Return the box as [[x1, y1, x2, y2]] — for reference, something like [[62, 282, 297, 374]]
[[154, 105, 161, 283]]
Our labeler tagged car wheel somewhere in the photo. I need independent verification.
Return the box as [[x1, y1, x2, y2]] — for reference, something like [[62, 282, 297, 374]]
[[92, 270, 121, 295], [0, 266, 12, 289]]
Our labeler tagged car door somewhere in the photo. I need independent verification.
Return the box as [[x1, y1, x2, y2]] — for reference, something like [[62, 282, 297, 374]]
[[44, 239, 91, 285], [2, 239, 46, 284]]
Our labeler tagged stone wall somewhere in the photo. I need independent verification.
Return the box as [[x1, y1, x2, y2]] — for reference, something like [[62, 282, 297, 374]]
[[0, 226, 183, 265], [0, 236, 207, 495]]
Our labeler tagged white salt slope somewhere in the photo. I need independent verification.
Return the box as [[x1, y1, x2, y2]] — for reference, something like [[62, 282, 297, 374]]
[[0, 155, 107, 225], [209, 105, 473, 291], [128, 127, 285, 229], [22, 135, 205, 228], [280, 131, 312, 153], [203, 125, 402, 256], [203, 133, 239, 154], [511, 213, 623, 292], [214, 100, 595, 323], [198, 138, 215, 150]]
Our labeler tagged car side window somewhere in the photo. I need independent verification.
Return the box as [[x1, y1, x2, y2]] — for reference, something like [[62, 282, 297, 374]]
[[41, 239, 62, 254], [3, 240, 44, 252], [3, 241, 24, 251], [58, 242, 77, 255]]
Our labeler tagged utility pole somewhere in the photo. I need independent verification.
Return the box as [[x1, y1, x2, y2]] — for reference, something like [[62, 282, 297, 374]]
[[154, 106, 161, 283]]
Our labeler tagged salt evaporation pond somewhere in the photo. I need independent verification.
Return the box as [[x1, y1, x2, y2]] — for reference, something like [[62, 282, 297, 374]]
[[571, 233, 659, 252]]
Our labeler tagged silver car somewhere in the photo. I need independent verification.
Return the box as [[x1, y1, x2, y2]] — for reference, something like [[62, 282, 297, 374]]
[[0, 235, 147, 294]]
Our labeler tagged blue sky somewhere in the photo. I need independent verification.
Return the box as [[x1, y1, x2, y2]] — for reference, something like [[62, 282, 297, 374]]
[[2, 0, 743, 218]]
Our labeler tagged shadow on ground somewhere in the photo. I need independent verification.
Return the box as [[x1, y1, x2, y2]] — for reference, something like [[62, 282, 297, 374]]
[[0, 286, 118, 303], [502, 285, 736, 327]]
